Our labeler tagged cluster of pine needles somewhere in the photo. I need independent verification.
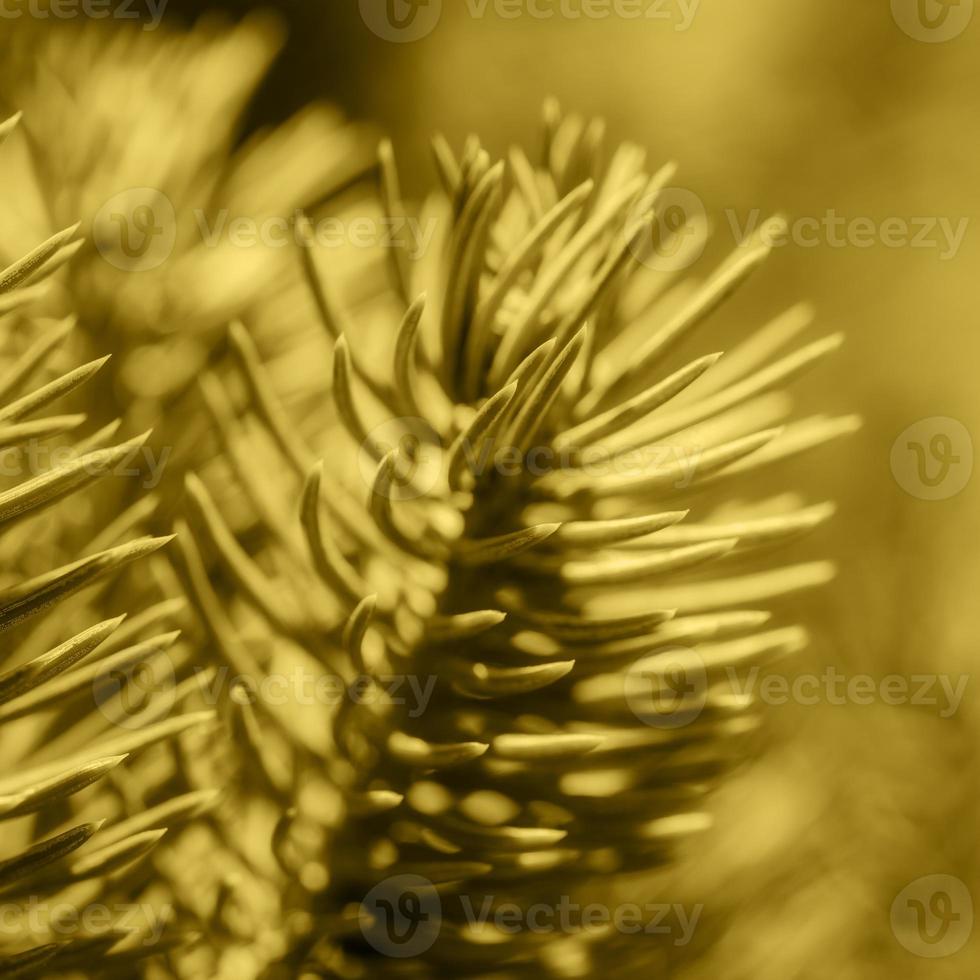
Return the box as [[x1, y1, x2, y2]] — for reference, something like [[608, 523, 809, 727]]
[[0, 24, 858, 980]]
